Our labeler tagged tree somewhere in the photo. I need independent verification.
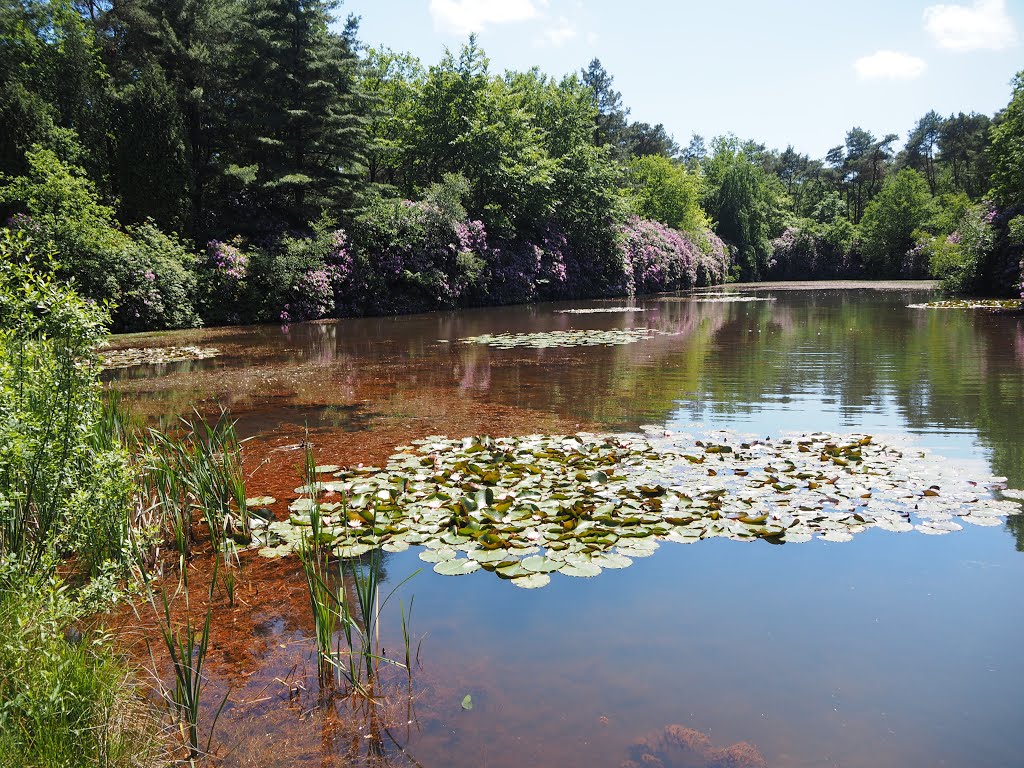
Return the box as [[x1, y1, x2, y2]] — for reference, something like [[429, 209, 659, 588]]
[[681, 134, 706, 170], [621, 122, 679, 159], [359, 47, 424, 192], [901, 110, 943, 194], [580, 58, 629, 151], [859, 168, 935, 275], [230, 0, 366, 230], [624, 154, 706, 234], [110, 61, 189, 230], [702, 136, 785, 280], [104, 0, 244, 236], [938, 111, 991, 198], [988, 72, 1024, 209]]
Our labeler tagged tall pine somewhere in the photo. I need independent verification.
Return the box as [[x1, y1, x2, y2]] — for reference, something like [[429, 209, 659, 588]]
[[232, 0, 365, 231]]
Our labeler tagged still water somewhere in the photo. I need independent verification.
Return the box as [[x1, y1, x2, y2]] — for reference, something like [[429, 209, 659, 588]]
[[108, 283, 1024, 768]]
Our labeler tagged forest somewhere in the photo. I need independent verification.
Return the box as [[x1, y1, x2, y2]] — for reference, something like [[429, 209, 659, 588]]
[[1, 0, 1023, 333]]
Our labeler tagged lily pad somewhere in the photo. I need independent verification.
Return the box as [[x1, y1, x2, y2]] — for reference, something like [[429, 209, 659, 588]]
[[434, 558, 481, 576], [559, 561, 602, 578], [511, 573, 551, 589]]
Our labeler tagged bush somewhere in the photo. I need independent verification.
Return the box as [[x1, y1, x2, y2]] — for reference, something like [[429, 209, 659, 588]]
[[0, 571, 158, 768], [0, 231, 132, 576], [617, 216, 729, 294], [923, 202, 996, 293], [350, 175, 488, 313], [0, 149, 201, 331], [769, 218, 861, 280]]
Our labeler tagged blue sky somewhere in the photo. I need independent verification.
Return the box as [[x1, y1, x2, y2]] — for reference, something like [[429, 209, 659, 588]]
[[347, 0, 1022, 159]]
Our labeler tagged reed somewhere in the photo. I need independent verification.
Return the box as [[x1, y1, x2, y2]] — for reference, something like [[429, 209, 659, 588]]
[[141, 560, 228, 764], [297, 443, 419, 697]]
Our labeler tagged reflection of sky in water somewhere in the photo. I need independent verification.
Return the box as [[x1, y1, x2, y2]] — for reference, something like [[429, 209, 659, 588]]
[[109, 285, 1024, 768]]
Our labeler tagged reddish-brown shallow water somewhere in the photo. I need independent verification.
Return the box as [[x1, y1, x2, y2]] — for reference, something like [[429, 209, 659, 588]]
[[105, 283, 1024, 768]]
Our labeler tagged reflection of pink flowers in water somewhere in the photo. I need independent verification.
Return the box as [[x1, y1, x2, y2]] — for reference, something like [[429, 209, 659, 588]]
[[459, 358, 492, 392]]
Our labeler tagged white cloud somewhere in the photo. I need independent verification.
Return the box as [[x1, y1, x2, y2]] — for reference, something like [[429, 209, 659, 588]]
[[539, 16, 577, 46], [854, 50, 928, 80], [923, 0, 1018, 51], [430, 0, 539, 35]]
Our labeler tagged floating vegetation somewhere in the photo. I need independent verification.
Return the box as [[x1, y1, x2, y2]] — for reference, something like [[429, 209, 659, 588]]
[[555, 307, 649, 314], [100, 345, 221, 369], [460, 328, 671, 349], [258, 430, 1023, 588], [691, 296, 776, 303], [907, 299, 1022, 311]]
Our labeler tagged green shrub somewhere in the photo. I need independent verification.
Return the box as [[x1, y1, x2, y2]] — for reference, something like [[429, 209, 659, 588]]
[[923, 202, 996, 293], [0, 231, 132, 576], [0, 149, 201, 332], [0, 571, 159, 768]]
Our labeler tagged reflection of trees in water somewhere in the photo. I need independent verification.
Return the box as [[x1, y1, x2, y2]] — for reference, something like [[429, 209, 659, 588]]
[[604, 293, 1024, 549]]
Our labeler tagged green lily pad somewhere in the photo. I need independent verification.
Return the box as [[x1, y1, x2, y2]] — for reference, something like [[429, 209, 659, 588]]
[[434, 558, 481, 576], [559, 561, 602, 578], [511, 573, 551, 589], [521, 555, 561, 573]]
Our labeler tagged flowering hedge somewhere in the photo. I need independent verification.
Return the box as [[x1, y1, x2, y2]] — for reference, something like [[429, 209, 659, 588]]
[[618, 216, 728, 294]]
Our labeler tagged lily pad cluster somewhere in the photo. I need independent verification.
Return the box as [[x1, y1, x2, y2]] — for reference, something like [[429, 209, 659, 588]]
[[459, 328, 672, 349], [691, 296, 776, 303], [258, 430, 1022, 588], [100, 345, 221, 369], [907, 299, 1022, 311], [555, 307, 649, 314]]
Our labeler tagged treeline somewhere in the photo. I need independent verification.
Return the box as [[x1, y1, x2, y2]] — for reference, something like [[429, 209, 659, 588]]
[[0, 1, 1022, 333], [699, 102, 1024, 294], [0, 0, 727, 331]]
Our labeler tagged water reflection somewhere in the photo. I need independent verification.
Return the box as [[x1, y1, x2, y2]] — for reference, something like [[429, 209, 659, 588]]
[[107, 284, 1024, 768]]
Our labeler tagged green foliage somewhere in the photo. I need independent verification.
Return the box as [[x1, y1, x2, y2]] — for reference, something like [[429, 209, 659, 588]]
[[230, 0, 366, 229], [0, 231, 137, 576], [0, 572, 158, 768], [111, 62, 189, 231], [922, 202, 996, 293], [702, 137, 786, 280], [0, 149, 201, 331], [859, 169, 936, 276], [625, 155, 707, 234], [989, 71, 1024, 209]]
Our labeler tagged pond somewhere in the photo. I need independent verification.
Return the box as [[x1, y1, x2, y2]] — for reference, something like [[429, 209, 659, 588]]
[[106, 282, 1024, 768]]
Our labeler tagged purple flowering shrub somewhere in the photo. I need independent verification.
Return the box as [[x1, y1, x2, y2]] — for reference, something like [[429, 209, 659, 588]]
[[200, 237, 249, 324], [111, 223, 200, 331], [350, 178, 491, 313], [616, 217, 729, 294]]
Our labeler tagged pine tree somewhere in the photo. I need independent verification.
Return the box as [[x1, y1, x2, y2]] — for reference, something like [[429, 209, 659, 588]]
[[231, 0, 365, 230]]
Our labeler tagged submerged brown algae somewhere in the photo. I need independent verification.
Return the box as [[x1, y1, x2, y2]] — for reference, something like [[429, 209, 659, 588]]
[[105, 283, 1024, 768]]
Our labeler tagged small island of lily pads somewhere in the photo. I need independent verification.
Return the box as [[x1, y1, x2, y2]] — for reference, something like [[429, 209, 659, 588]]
[[257, 430, 1023, 589]]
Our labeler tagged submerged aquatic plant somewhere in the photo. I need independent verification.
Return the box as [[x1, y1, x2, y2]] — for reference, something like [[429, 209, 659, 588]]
[[100, 345, 221, 369]]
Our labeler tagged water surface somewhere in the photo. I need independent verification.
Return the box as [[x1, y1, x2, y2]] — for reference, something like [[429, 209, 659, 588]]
[[108, 283, 1024, 768]]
